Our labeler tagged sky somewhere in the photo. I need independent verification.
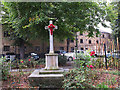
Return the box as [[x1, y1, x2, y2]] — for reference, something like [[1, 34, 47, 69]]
[[98, 21, 112, 33]]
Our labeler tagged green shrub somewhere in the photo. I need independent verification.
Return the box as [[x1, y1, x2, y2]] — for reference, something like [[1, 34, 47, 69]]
[[63, 52, 98, 89], [11, 58, 45, 69], [63, 68, 96, 89], [0, 57, 11, 80], [36, 58, 45, 65], [97, 82, 109, 88], [58, 55, 67, 66]]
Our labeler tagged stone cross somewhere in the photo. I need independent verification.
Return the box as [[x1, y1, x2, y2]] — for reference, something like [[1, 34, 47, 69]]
[[45, 20, 58, 54]]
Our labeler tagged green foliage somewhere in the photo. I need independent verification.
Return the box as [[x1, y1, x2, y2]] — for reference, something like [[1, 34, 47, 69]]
[[1, 2, 109, 59], [107, 56, 119, 69], [102, 70, 119, 75], [63, 52, 98, 89], [105, 2, 120, 43], [97, 82, 109, 88], [0, 57, 11, 80], [37, 58, 45, 65], [74, 52, 95, 68], [105, 77, 117, 86], [63, 67, 97, 89], [11, 57, 45, 69], [1, 2, 107, 41], [58, 55, 67, 66]]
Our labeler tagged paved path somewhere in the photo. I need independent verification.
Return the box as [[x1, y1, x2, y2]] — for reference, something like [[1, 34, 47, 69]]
[[9, 61, 75, 72]]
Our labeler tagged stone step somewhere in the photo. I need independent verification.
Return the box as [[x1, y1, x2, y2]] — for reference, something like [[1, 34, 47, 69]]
[[28, 68, 67, 88]]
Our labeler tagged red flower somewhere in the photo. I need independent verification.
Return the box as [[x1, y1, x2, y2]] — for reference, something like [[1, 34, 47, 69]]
[[91, 51, 95, 54], [87, 65, 89, 67], [29, 59, 31, 61], [90, 65, 93, 68], [90, 54, 93, 56], [90, 51, 95, 56], [20, 61, 23, 63]]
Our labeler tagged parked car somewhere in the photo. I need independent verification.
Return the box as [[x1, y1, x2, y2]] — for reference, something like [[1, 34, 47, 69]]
[[64, 50, 85, 61], [106, 51, 120, 59], [5, 52, 16, 62], [29, 52, 40, 60], [59, 50, 66, 54], [54, 50, 66, 55]]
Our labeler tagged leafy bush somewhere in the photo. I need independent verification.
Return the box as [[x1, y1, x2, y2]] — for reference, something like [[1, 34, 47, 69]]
[[97, 82, 109, 88], [63, 68, 96, 89], [63, 51, 97, 89], [74, 54, 94, 68], [58, 55, 67, 66], [0, 57, 11, 80], [11, 58, 45, 69], [36, 58, 45, 65]]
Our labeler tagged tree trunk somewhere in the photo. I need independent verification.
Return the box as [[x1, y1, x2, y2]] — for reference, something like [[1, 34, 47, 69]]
[[67, 38, 70, 52], [19, 41, 25, 59]]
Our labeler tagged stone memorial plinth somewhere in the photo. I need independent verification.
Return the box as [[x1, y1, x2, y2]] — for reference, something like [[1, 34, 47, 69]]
[[45, 53, 58, 70]]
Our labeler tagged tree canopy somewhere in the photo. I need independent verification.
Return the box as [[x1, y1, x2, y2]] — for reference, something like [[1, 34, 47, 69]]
[[105, 2, 120, 43], [1, 2, 110, 59], [2, 2, 107, 41]]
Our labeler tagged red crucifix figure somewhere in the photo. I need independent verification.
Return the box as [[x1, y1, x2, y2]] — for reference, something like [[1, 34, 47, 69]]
[[48, 24, 55, 35], [45, 20, 58, 53]]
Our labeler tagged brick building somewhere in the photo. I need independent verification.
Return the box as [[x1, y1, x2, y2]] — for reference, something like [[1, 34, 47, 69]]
[[0, 24, 112, 57]]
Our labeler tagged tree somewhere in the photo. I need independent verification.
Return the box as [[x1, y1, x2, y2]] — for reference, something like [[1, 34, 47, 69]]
[[105, 2, 120, 43], [1, 2, 107, 58]]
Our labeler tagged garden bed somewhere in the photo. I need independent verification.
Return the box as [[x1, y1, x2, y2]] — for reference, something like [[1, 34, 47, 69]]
[[2, 69, 119, 89], [90, 69, 119, 88]]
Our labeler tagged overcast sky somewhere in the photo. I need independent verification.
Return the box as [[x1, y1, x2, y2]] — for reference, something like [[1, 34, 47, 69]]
[[98, 21, 112, 33]]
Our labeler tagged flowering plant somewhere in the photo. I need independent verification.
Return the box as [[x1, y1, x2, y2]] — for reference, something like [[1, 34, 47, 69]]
[[90, 51, 95, 56], [28, 59, 31, 61], [74, 50, 96, 70], [20, 60, 24, 64]]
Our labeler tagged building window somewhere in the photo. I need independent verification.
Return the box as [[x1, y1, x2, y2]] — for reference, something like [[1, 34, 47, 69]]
[[81, 47, 84, 50], [4, 31, 10, 37], [96, 40, 99, 44], [70, 39, 74, 43], [71, 47, 74, 52], [3, 46, 10, 51], [35, 46, 40, 51], [60, 47, 64, 50], [80, 39, 83, 43], [85, 48, 88, 50], [96, 34, 98, 37], [108, 34, 110, 39], [103, 34, 104, 38], [89, 40, 91, 44], [80, 32, 83, 35]]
